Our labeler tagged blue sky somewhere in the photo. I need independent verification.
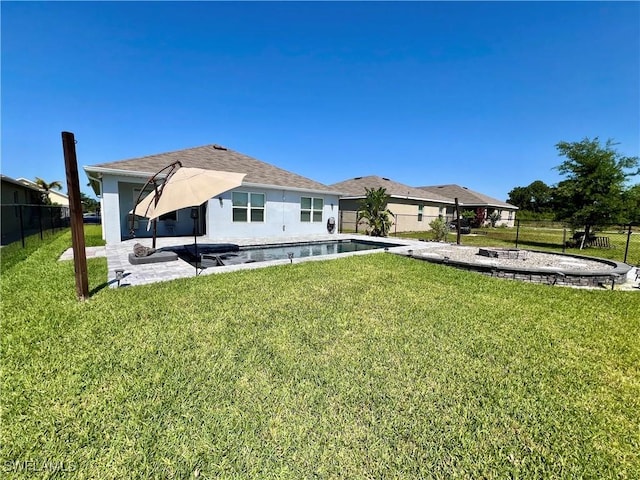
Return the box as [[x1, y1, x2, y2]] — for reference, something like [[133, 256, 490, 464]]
[[2, 1, 639, 201]]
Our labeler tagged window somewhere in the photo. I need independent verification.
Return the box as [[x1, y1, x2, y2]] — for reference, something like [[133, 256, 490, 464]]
[[301, 197, 323, 222], [418, 204, 424, 222], [232, 192, 265, 222], [160, 211, 177, 221]]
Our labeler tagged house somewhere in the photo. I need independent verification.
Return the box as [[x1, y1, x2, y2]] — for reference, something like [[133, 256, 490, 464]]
[[17, 178, 70, 206], [1, 174, 45, 244], [84, 144, 342, 244], [416, 184, 518, 227], [330, 176, 455, 233]]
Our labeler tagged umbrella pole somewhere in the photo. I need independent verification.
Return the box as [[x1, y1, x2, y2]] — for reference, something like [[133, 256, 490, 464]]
[[194, 225, 199, 275], [192, 208, 199, 275], [152, 219, 157, 249]]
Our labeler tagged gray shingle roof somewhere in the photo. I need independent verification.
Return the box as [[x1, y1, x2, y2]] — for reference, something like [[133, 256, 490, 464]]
[[86, 144, 336, 192], [416, 184, 517, 209], [330, 176, 454, 203]]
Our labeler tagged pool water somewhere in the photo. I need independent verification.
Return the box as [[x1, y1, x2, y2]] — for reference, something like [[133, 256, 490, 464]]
[[194, 239, 399, 268]]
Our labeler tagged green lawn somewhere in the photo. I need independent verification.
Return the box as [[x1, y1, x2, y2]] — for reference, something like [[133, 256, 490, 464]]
[[1, 227, 639, 478]]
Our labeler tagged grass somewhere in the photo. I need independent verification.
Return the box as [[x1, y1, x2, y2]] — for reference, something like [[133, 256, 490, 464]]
[[1, 227, 639, 478], [394, 225, 640, 264]]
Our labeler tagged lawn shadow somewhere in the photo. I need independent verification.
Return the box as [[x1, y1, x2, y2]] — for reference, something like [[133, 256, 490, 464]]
[[90, 272, 132, 296]]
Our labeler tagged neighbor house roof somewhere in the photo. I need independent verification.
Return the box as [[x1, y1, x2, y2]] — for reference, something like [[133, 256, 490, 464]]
[[85, 144, 339, 194], [416, 184, 517, 209], [330, 176, 454, 204], [17, 178, 69, 205], [1, 174, 44, 192]]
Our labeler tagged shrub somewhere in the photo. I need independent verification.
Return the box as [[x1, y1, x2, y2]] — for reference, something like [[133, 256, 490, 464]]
[[488, 211, 502, 227], [429, 216, 449, 242]]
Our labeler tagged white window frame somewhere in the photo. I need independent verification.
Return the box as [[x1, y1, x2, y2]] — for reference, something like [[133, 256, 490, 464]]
[[300, 197, 324, 222], [418, 204, 424, 222], [232, 191, 265, 223]]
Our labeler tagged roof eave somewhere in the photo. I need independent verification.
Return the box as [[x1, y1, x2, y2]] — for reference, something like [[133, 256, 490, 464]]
[[242, 182, 342, 196], [83, 165, 159, 179], [83, 167, 342, 196], [338, 194, 455, 204]]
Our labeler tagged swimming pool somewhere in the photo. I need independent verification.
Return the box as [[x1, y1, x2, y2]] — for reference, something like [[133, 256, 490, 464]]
[[184, 239, 400, 268]]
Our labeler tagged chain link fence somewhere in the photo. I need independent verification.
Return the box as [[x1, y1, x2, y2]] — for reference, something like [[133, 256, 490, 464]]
[[506, 220, 638, 264], [1, 204, 71, 247], [338, 211, 638, 264], [339, 211, 455, 235]]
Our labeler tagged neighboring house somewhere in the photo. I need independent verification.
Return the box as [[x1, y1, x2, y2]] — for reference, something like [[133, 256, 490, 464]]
[[1, 174, 45, 244], [84, 144, 342, 244], [330, 176, 455, 233], [17, 178, 70, 206], [416, 184, 518, 227]]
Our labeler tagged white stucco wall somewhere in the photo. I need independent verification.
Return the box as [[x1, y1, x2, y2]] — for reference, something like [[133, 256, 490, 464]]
[[98, 173, 340, 244], [207, 187, 340, 239], [101, 175, 122, 244]]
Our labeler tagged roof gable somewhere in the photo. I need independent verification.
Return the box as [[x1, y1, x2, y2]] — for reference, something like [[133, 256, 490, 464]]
[[331, 176, 453, 203], [86, 144, 336, 193], [416, 184, 516, 209]]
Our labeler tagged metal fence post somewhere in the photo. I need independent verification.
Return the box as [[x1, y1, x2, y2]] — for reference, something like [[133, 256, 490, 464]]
[[562, 226, 566, 253], [624, 224, 632, 264], [515, 219, 520, 249], [50, 206, 55, 233], [39, 205, 44, 240], [18, 205, 25, 248]]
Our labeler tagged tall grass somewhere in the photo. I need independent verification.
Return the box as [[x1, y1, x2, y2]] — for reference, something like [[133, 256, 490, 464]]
[[1, 229, 638, 478]]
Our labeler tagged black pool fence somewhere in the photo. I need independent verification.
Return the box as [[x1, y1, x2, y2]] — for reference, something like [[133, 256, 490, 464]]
[[1, 204, 71, 247]]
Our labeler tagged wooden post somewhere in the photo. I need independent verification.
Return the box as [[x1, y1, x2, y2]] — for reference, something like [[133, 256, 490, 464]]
[[454, 197, 461, 245], [62, 131, 89, 300]]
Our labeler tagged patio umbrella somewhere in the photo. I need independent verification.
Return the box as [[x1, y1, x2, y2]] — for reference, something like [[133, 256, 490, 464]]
[[130, 162, 246, 268], [133, 166, 246, 222]]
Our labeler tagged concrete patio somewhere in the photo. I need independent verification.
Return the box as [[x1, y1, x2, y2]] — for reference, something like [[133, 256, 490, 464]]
[[59, 235, 640, 290], [59, 234, 415, 288]]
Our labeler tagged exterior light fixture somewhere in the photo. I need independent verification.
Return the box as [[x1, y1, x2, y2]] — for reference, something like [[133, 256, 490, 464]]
[[115, 269, 125, 287]]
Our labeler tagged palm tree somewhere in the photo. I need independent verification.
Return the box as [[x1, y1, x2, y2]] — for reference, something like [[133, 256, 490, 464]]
[[357, 187, 395, 237], [34, 177, 63, 204], [35, 177, 63, 191]]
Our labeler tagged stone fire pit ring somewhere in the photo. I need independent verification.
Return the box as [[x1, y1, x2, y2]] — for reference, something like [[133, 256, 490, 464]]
[[403, 245, 633, 288]]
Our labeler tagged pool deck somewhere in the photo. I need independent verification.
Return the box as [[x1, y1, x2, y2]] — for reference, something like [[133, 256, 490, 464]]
[[59, 235, 640, 290], [80, 234, 414, 288]]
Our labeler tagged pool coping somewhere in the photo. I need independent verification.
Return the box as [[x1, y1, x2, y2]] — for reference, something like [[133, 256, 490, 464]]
[[102, 234, 414, 288]]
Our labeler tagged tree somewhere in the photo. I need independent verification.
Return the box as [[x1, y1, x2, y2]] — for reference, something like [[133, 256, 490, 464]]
[[553, 137, 639, 244], [507, 180, 554, 212], [621, 184, 640, 225], [34, 177, 63, 205], [357, 187, 394, 237], [80, 192, 100, 213]]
